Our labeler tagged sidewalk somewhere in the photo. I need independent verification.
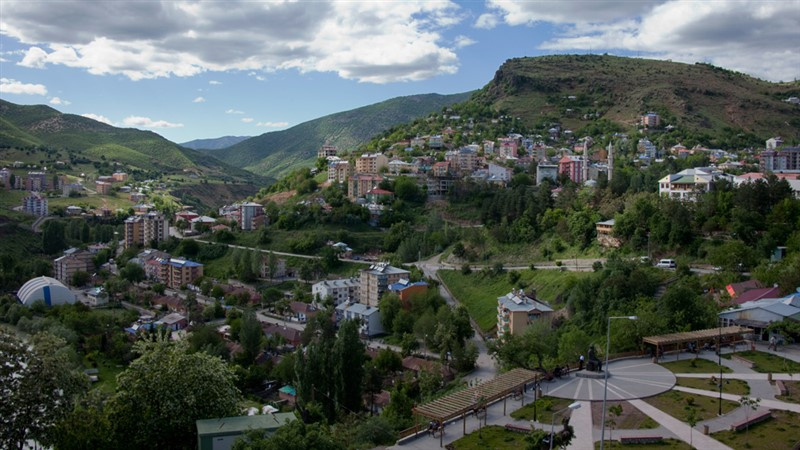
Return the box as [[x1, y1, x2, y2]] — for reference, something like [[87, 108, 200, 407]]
[[628, 399, 733, 449]]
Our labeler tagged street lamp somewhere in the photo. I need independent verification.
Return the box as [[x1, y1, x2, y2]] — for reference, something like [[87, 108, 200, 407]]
[[600, 315, 637, 450], [550, 401, 581, 450]]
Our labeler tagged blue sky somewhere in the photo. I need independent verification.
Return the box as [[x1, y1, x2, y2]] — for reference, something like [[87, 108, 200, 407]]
[[1, 0, 798, 144]]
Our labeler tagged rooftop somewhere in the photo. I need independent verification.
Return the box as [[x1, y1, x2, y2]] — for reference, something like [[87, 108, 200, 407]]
[[196, 413, 296, 436]]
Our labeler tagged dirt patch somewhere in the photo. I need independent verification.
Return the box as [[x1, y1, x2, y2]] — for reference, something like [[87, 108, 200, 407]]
[[263, 190, 296, 205], [591, 401, 658, 430]]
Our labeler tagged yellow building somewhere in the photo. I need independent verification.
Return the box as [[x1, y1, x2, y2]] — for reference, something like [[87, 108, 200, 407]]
[[497, 290, 553, 338], [359, 262, 410, 306]]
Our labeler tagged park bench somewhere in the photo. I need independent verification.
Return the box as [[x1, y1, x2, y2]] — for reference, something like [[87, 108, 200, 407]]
[[776, 380, 789, 396], [620, 435, 663, 444], [730, 410, 772, 432], [505, 423, 531, 434], [731, 354, 755, 369]]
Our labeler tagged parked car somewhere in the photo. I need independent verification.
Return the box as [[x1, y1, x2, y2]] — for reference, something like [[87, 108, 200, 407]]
[[656, 259, 677, 269]]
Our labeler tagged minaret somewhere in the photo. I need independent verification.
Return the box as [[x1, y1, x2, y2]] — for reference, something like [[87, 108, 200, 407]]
[[607, 142, 614, 184]]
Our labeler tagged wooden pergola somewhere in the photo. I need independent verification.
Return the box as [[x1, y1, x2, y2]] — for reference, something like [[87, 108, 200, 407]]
[[411, 368, 538, 446], [643, 326, 754, 358]]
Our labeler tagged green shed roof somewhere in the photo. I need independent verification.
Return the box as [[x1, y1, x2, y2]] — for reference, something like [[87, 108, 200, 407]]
[[196, 413, 296, 436]]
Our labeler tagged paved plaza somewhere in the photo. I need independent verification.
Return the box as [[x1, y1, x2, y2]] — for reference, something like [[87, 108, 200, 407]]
[[543, 358, 676, 401]]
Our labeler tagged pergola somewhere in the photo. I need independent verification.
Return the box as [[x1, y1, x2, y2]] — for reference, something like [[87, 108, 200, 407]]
[[643, 326, 754, 357], [411, 367, 538, 446]]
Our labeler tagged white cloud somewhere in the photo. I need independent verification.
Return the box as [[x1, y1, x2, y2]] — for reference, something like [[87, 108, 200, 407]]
[[81, 113, 114, 125], [241, 117, 254, 123], [474, 13, 499, 29], [122, 115, 183, 129], [256, 121, 289, 128], [209, 80, 222, 85], [489, 0, 800, 82], [1, 0, 464, 83], [49, 96, 70, 105], [0, 77, 47, 95], [454, 35, 476, 49], [225, 109, 244, 114], [192, 96, 206, 103]]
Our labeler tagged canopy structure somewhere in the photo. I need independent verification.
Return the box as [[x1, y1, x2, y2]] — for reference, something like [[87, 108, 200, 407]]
[[643, 326, 754, 348], [413, 367, 537, 421]]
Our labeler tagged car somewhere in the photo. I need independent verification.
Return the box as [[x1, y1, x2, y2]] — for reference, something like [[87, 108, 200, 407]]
[[656, 259, 677, 269]]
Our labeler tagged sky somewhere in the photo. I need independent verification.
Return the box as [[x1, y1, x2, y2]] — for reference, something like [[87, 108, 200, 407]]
[[1, 0, 798, 144]]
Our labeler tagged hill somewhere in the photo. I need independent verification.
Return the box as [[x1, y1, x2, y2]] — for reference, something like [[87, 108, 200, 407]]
[[474, 55, 799, 144], [0, 100, 270, 208], [209, 92, 473, 178], [181, 135, 251, 151]]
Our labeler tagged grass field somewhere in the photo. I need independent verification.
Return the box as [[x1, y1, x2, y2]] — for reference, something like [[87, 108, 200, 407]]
[[776, 380, 800, 404], [643, 390, 739, 422], [590, 401, 659, 430], [84, 355, 126, 394], [676, 377, 750, 395], [510, 396, 575, 425], [722, 351, 800, 374], [439, 269, 590, 332], [594, 439, 692, 449], [712, 410, 800, 450], [659, 358, 732, 374], [448, 425, 528, 450]]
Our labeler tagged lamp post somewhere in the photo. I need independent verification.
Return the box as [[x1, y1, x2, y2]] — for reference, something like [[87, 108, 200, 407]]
[[550, 401, 581, 450], [718, 324, 723, 416], [600, 315, 637, 450]]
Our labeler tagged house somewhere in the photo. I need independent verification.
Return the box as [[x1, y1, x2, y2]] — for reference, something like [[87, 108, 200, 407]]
[[318, 144, 338, 159], [278, 386, 297, 405], [718, 293, 800, 341], [156, 312, 188, 331], [347, 174, 383, 201], [595, 219, 621, 248], [328, 160, 351, 183], [658, 168, 729, 202], [190, 216, 217, 232], [497, 289, 554, 338], [196, 413, 297, 450], [641, 112, 660, 128], [487, 163, 513, 184], [365, 188, 394, 204], [263, 324, 302, 347], [388, 159, 416, 175], [360, 262, 410, 306], [289, 301, 318, 323], [401, 356, 455, 381], [95, 181, 112, 195], [725, 280, 763, 299], [732, 287, 783, 305], [312, 278, 360, 305], [85, 287, 108, 307], [387, 279, 428, 303], [151, 295, 186, 314], [335, 301, 383, 337]]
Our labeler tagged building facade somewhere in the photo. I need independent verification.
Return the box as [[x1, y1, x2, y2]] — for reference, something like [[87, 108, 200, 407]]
[[123, 212, 169, 248], [22, 192, 48, 216], [359, 263, 410, 306], [496, 290, 553, 338], [312, 278, 361, 305]]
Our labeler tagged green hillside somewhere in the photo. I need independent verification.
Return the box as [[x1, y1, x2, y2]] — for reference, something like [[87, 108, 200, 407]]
[[210, 92, 473, 178], [475, 55, 799, 144]]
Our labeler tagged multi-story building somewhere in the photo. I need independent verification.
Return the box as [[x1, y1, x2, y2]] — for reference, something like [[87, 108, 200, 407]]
[[62, 183, 83, 197], [312, 278, 360, 305], [347, 174, 383, 201], [123, 212, 169, 248], [638, 138, 658, 160], [766, 137, 783, 150], [165, 258, 203, 289], [487, 163, 513, 184], [355, 153, 389, 174], [328, 160, 352, 184], [482, 140, 495, 155], [240, 202, 263, 230], [445, 147, 477, 173], [558, 155, 584, 184], [22, 192, 48, 216], [431, 161, 451, 178], [760, 147, 800, 173], [318, 145, 338, 159], [335, 301, 383, 337], [359, 262, 410, 306], [641, 112, 660, 128], [0, 168, 11, 189], [26, 172, 47, 191], [112, 172, 129, 182], [428, 135, 443, 149], [95, 181, 112, 195], [658, 168, 729, 201], [496, 290, 553, 338], [53, 248, 94, 285]]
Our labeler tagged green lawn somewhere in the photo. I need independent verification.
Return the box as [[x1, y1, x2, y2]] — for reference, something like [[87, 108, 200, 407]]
[[84, 355, 126, 394], [510, 396, 575, 425], [594, 439, 692, 449], [439, 269, 589, 332], [776, 380, 800, 404], [676, 377, 750, 395], [659, 358, 732, 374], [448, 425, 528, 450], [643, 390, 739, 422], [712, 410, 800, 450], [722, 351, 800, 374], [49, 193, 134, 211], [590, 401, 659, 430]]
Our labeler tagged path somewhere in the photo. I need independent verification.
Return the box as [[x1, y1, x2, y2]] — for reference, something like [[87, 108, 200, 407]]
[[627, 399, 733, 449]]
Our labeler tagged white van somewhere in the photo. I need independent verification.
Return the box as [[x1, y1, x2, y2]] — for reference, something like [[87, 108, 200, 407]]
[[656, 259, 677, 269]]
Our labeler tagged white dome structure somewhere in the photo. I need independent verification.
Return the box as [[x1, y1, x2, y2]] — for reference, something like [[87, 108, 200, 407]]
[[17, 276, 76, 307]]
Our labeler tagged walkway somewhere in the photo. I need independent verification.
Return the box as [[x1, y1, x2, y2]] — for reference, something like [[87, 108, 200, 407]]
[[544, 359, 675, 401], [627, 399, 733, 449]]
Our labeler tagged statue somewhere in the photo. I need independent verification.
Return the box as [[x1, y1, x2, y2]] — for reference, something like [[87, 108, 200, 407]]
[[586, 344, 603, 372]]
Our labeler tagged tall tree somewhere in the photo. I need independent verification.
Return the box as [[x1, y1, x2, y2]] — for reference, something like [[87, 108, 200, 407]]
[[108, 337, 240, 450], [239, 308, 264, 365], [0, 331, 87, 450], [42, 220, 67, 254], [333, 319, 365, 414]]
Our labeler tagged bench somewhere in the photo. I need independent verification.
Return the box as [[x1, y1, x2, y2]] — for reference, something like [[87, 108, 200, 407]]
[[731, 354, 755, 369], [620, 435, 663, 444], [776, 380, 789, 396], [730, 410, 772, 432], [505, 423, 531, 434]]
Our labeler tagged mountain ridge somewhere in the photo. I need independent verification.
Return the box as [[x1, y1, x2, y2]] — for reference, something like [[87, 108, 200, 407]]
[[181, 136, 251, 151]]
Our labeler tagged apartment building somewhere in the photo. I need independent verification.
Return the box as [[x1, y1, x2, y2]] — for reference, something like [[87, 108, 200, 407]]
[[123, 212, 169, 248], [22, 192, 48, 216], [497, 290, 553, 338], [355, 153, 389, 174], [53, 248, 94, 285], [312, 277, 360, 305], [359, 262, 410, 306]]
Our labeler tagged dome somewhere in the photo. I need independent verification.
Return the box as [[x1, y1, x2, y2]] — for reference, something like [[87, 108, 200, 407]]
[[17, 276, 76, 307]]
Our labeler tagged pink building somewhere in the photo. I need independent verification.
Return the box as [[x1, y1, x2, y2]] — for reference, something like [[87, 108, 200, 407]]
[[558, 155, 583, 184]]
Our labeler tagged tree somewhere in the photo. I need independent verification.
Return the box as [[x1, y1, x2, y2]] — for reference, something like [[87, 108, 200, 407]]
[[233, 419, 342, 450], [119, 262, 145, 283], [239, 309, 264, 366], [42, 220, 67, 254], [108, 337, 240, 450], [738, 396, 761, 445], [50, 390, 113, 450], [0, 331, 87, 450], [333, 319, 365, 414], [71, 270, 91, 287], [607, 404, 623, 442], [686, 406, 698, 448]]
